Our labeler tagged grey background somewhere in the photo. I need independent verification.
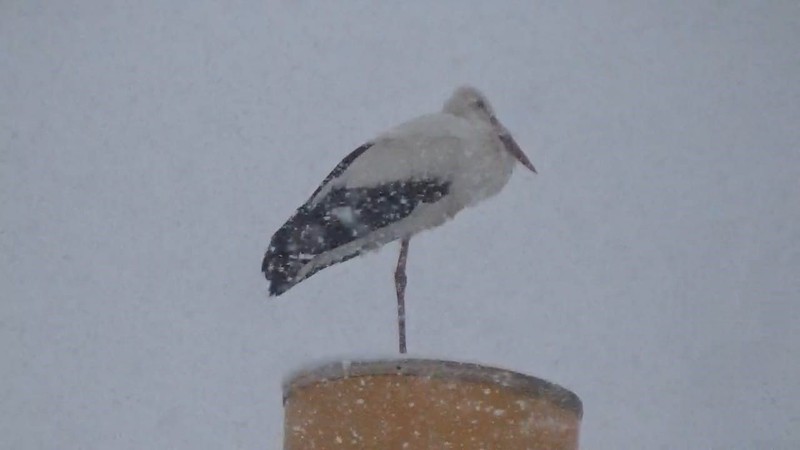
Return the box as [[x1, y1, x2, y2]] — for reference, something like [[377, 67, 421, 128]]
[[2, 1, 798, 448]]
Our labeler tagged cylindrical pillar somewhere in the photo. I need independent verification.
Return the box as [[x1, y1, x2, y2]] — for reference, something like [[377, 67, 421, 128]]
[[283, 359, 582, 449]]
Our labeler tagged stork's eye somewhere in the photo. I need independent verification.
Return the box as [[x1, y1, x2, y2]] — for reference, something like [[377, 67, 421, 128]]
[[474, 99, 486, 109]]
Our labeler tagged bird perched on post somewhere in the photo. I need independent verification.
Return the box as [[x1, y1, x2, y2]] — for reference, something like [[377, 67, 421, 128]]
[[262, 86, 536, 353]]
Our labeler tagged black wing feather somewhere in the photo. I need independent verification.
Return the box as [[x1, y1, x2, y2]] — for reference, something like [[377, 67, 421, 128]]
[[263, 178, 449, 296], [308, 142, 373, 199]]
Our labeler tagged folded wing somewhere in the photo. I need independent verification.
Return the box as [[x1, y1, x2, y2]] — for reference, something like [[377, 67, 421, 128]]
[[263, 143, 450, 296]]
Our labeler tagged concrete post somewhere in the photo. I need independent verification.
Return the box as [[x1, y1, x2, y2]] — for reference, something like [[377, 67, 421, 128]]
[[283, 359, 582, 449]]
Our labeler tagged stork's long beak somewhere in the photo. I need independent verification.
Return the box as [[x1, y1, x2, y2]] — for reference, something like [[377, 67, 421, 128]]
[[491, 116, 537, 173]]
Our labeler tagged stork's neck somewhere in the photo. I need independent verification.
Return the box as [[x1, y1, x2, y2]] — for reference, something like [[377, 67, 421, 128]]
[[444, 109, 492, 129]]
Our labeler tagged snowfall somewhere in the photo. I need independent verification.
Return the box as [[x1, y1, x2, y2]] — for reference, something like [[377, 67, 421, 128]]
[[2, 1, 798, 449]]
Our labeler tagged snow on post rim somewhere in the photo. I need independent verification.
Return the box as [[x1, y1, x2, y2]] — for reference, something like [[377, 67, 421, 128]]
[[282, 358, 583, 418]]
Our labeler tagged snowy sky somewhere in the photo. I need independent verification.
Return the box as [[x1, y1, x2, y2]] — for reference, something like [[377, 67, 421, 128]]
[[2, 1, 799, 448]]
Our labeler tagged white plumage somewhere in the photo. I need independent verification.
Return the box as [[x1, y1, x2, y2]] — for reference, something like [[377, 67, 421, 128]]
[[262, 85, 536, 352]]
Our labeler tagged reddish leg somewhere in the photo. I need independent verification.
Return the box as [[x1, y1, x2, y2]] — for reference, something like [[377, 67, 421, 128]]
[[395, 238, 410, 354]]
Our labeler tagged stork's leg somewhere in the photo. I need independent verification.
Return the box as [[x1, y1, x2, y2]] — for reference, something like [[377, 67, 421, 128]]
[[395, 238, 410, 354]]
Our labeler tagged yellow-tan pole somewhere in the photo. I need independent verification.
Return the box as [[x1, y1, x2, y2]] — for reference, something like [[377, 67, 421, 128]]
[[283, 359, 582, 449]]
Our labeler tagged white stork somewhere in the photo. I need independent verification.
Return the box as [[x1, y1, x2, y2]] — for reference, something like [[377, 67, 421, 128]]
[[262, 86, 536, 353]]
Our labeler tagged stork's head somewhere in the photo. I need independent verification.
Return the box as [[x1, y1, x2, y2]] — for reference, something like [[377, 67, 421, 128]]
[[443, 86, 537, 173]]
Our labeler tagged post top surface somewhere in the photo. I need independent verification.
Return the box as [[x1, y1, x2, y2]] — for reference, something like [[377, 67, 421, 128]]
[[283, 358, 582, 418]]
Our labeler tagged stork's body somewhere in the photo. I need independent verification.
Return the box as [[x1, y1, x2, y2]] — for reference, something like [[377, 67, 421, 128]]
[[262, 86, 536, 353]]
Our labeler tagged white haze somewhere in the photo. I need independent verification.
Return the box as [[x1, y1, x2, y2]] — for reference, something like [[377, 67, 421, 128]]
[[2, 1, 799, 448]]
